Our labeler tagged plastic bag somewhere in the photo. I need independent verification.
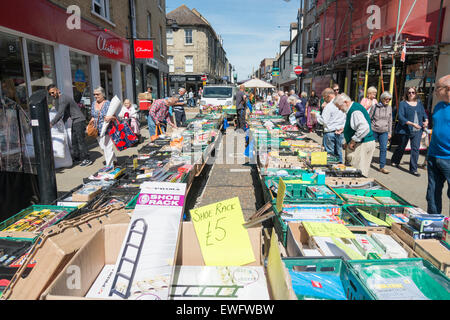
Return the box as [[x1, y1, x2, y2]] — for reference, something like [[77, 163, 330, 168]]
[[289, 270, 347, 300], [289, 113, 297, 126]]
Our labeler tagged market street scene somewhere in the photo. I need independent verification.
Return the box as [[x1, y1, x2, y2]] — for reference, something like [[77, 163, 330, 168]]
[[0, 0, 449, 304]]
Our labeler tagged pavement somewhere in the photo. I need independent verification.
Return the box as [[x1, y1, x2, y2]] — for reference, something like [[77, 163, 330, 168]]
[[55, 111, 449, 217]]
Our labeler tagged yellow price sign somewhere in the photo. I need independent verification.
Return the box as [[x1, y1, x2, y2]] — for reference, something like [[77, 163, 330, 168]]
[[311, 152, 328, 165], [190, 197, 255, 266], [303, 222, 355, 239], [276, 178, 286, 213]]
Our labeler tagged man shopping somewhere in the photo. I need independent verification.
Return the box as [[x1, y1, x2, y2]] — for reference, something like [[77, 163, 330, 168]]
[[235, 84, 247, 130], [47, 84, 92, 167], [173, 88, 188, 127], [334, 93, 376, 177]]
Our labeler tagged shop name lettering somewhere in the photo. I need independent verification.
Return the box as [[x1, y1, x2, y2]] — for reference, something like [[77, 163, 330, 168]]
[[138, 193, 184, 206], [97, 36, 120, 56], [136, 47, 152, 53]]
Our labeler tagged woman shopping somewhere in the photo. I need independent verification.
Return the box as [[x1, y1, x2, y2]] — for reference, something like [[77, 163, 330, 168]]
[[89, 87, 117, 172], [360, 86, 378, 112], [370, 92, 393, 174], [391, 87, 428, 176], [305, 90, 320, 132]]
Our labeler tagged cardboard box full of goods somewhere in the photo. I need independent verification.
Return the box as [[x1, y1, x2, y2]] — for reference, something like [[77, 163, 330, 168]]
[[413, 240, 450, 278]]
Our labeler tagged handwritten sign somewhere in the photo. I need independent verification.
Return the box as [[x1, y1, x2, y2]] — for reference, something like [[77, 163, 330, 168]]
[[276, 179, 286, 213], [303, 222, 355, 239], [311, 152, 328, 165], [190, 197, 255, 266]]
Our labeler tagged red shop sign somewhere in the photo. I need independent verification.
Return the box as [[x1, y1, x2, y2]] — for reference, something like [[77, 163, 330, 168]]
[[97, 35, 124, 59], [134, 40, 154, 59]]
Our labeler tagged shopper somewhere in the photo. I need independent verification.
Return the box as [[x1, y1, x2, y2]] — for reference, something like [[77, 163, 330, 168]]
[[148, 97, 177, 137], [289, 89, 300, 100], [278, 90, 291, 122], [391, 87, 428, 177], [119, 99, 140, 137], [287, 96, 305, 127], [144, 87, 154, 132], [90, 87, 117, 172], [173, 88, 188, 127], [426, 75, 450, 214], [235, 84, 247, 130], [334, 93, 376, 177], [188, 88, 195, 107], [47, 84, 92, 167], [300, 92, 308, 107], [305, 90, 320, 132], [332, 83, 340, 95], [311, 88, 346, 163], [360, 86, 378, 112], [369, 92, 393, 174]]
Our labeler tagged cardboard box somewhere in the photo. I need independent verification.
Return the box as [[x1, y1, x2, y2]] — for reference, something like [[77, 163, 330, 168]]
[[43, 222, 268, 300], [42, 224, 128, 300], [71, 186, 102, 202], [413, 240, 450, 278], [0, 204, 130, 300], [286, 222, 418, 259]]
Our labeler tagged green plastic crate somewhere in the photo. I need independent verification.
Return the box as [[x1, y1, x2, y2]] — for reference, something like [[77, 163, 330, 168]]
[[342, 204, 409, 227], [347, 258, 450, 300], [283, 257, 374, 300], [260, 168, 311, 177], [0, 205, 78, 241], [332, 188, 413, 207], [273, 205, 363, 247]]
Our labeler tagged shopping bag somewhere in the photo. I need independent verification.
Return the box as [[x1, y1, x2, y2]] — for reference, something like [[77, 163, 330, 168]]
[[108, 119, 138, 151], [151, 124, 162, 142]]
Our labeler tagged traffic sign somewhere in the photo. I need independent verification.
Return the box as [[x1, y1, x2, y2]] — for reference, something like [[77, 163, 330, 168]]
[[201, 75, 207, 81], [294, 66, 303, 75]]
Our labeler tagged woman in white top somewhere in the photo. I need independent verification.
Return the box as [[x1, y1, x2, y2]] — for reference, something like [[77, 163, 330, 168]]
[[360, 86, 378, 112], [119, 99, 140, 136]]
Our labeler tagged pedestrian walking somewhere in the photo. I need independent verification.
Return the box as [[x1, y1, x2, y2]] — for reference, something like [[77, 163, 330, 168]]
[[369, 91, 393, 174], [235, 84, 247, 130], [278, 90, 291, 122], [426, 75, 450, 215], [391, 87, 428, 177], [311, 88, 346, 163], [90, 87, 117, 172], [188, 88, 195, 107], [360, 86, 378, 112], [334, 93, 376, 177], [305, 90, 320, 132], [47, 84, 92, 167], [173, 88, 188, 127]]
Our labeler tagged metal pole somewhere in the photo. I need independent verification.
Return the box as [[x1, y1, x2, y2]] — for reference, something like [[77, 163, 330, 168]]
[[389, 0, 402, 107], [297, 0, 303, 92], [128, 0, 137, 102], [363, 32, 373, 99], [29, 90, 57, 204]]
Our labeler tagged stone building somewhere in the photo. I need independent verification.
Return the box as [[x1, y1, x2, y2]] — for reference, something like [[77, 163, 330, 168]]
[[166, 5, 231, 95]]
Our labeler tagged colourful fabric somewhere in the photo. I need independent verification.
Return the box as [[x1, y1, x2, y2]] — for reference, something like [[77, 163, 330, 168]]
[[149, 99, 170, 123], [108, 119, 138, 151]]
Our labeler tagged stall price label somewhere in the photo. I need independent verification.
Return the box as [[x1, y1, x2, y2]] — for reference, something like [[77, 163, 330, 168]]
[[276, 178, 286, 213], [303, 222, 356, 239], [190, 197, 256, 266], [311, 152, 328, 165]]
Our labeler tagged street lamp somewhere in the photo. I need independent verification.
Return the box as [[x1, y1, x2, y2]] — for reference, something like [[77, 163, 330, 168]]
[[166, 18, 180, 32]]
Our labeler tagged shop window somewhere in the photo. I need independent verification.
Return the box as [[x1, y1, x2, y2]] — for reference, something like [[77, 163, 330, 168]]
[[0, 31, 27, 109], [70, 51, 91, 109], [185, 29, 193, 45], [26, 39, 57, 95], [185, 56, 193, 73], [168, 56, 174, 73]]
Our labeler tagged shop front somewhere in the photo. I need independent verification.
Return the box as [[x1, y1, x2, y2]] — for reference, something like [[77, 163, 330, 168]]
[[0, 0, 132, 111], [169, 75, 203, 97], [136, 57, 170, 100]]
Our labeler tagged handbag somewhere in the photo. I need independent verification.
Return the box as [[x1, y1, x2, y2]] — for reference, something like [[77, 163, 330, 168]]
[[108, 119, 138, 151], [86, 118, 98, 138], [151, 124, 162, 142]]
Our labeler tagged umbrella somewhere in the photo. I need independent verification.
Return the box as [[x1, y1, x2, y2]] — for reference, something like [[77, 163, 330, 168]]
[[242, 78, 275, 89]]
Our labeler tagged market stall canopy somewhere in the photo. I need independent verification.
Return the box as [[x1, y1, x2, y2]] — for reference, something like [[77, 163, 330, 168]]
[[242, 78, 275, 89], [19, 76, 53, 88]]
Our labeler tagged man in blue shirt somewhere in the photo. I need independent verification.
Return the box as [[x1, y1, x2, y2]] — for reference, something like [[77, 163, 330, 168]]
[[426, 75, 450, 214], [173, 87, 187, 127]]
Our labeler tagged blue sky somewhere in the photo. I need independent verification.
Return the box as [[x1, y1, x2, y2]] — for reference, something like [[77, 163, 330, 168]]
[[166, 0, 301, 81]]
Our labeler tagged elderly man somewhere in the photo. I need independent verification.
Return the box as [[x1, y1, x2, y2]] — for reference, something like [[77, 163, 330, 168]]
[[289, 89, 300, 100], [426, 75, 450, 214], [173, 87, 187, 127], [311, 88, 346, 163], [148, 97, 177, 136], [278, 90, 291, 122], [334, 93, 376, 177]]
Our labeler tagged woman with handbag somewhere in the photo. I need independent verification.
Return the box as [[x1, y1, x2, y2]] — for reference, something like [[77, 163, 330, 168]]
[[87, 87, 117, 172]]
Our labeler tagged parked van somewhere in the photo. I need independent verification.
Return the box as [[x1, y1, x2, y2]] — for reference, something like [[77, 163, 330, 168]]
[[199, 85, 236, 107]]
